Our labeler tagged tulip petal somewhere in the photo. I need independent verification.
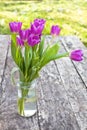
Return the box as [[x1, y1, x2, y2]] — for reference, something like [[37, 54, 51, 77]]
[[16, 36, 24, 46]]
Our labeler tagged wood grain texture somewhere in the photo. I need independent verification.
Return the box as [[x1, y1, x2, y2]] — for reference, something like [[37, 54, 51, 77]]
[[61, 36, 87, 87], [54, 36, 87, 130], [37, 62, 80, 130], [0, 35, 9, 100], [0, 35, 87, 130]]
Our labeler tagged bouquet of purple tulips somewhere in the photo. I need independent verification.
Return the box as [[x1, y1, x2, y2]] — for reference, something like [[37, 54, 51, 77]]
[[9, 18, 83, 117], [9, 19, 83, 83]]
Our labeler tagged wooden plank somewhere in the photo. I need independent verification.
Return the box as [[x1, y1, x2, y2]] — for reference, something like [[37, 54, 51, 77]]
[[0, 47, 40, 130], [37, 62, 80, 130], [54, 36, 87, 130], [61, 36, 87, 87], [0, 35, 9, 100]]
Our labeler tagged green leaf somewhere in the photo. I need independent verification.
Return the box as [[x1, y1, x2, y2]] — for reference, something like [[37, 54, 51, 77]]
[[11, 34, 17, 63], [40, 43, 60, 68], [24, 45, 32, 72], [11, 34, 25, 73], [26, 66, 39, 82], [30, 70, 39, 82], [31, 56, 39, 67], [50, 52, 69, 60], [11, 33, 16, 45], [16, 47, 25, 73]]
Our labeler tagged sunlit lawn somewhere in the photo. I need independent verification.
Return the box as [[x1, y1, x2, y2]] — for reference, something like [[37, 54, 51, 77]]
[[0, 0, 87, 46]]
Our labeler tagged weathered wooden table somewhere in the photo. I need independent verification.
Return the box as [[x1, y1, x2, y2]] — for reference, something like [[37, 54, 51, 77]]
[[0, 35, 87, 130]]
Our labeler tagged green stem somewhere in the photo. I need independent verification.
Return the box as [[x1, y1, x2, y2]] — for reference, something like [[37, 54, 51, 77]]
[[18, 88, 29, 116], [18, 98, 25, 116]]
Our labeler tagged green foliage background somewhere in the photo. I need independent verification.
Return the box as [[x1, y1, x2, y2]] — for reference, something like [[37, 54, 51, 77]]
[[0, 0, 87, 46]]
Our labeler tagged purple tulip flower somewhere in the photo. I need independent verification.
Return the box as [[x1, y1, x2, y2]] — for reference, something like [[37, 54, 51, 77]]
[[30, 18, 46, 35], [19, 29, 31, 42], [51, 25, 61, 36], [9, 22, 22, 33], [16, 36, 24, 46], [70, 49, 83, 61], [28, 34, 40, 47], [34, 18, 46, 25]]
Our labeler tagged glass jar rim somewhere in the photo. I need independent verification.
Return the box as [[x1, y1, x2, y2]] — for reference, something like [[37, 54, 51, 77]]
[[17, 80, 36, 89]]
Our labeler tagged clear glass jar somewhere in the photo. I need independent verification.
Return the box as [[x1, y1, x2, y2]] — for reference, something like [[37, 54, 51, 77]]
[[17, 81, 37, 117]]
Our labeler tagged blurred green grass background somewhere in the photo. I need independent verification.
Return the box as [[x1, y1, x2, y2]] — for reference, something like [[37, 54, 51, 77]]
[[0, 0, 87, 45]]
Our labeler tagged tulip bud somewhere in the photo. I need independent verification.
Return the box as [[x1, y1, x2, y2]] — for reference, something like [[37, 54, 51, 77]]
[[51, 25, 61, 36], [70, 49, 83, 61], [9, 22, 22, 33]]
